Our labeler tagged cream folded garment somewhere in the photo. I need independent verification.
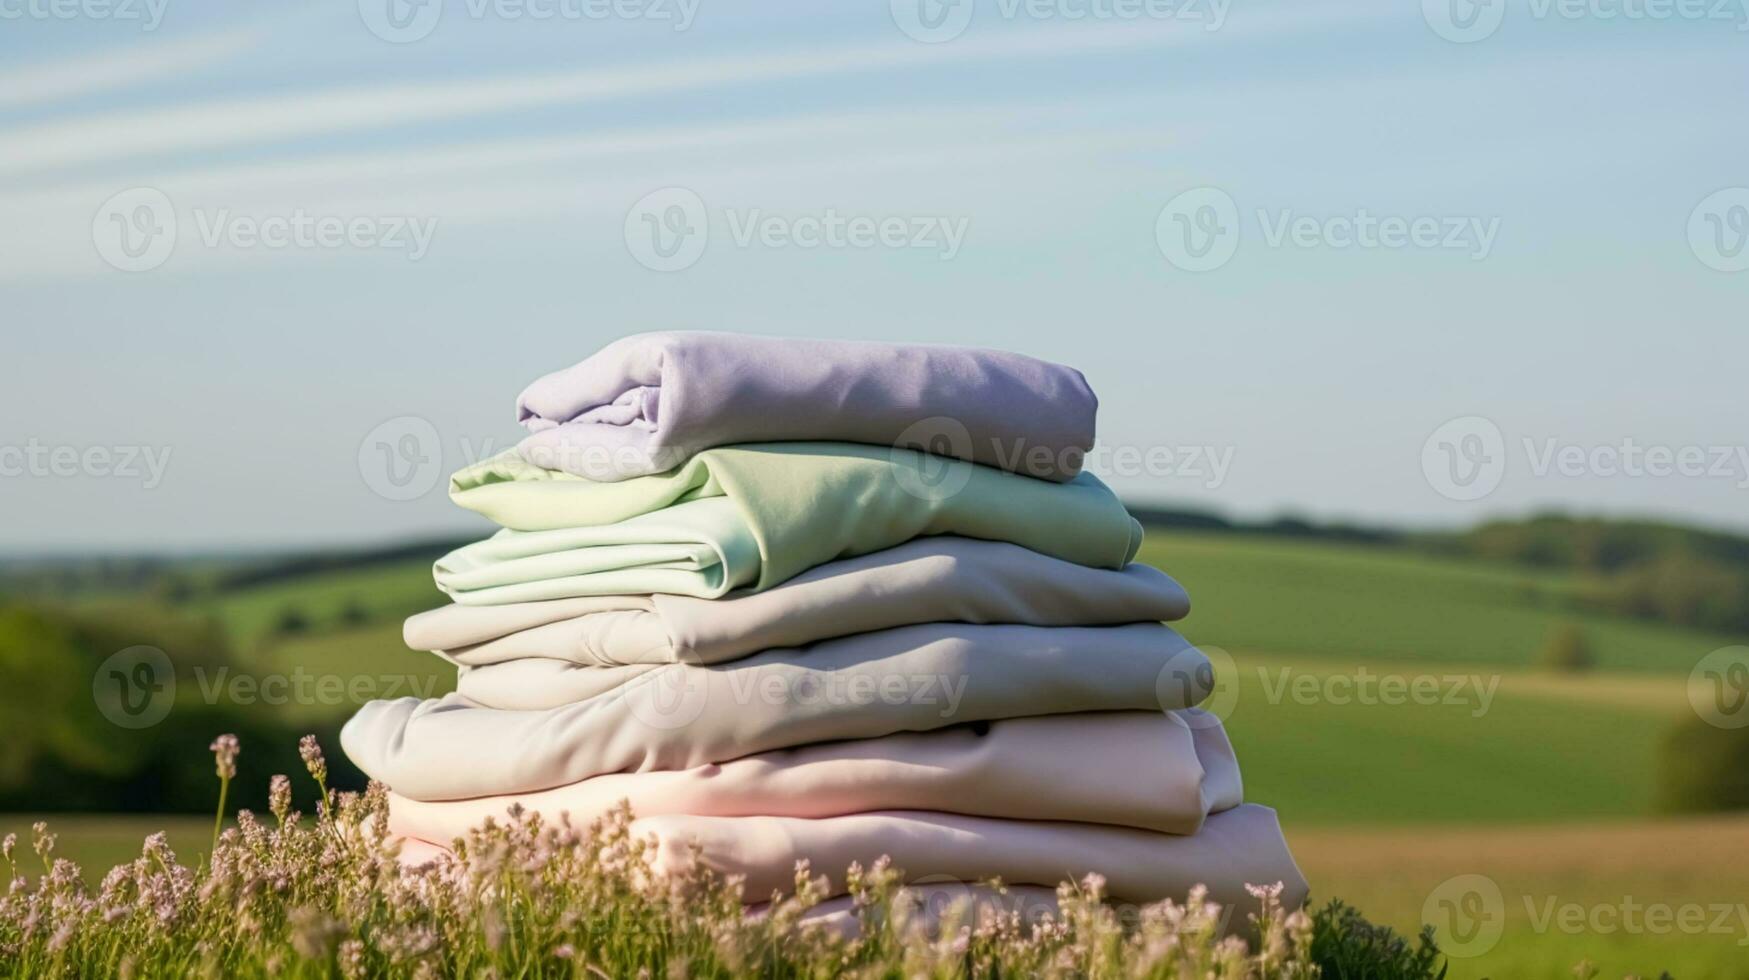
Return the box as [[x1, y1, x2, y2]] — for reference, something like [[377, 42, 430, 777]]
[[409, 537, 1190, 668], [388, 711, 1240, 841], [344, 623, 1214, 800], [437, 443, 1142, 603], [637, 805, 1306, 910]]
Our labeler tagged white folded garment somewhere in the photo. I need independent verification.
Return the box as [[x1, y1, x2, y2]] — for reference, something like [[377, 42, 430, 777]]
[[387, 711, 1241, 841], [344, 623, 1215, 800], [408, 537, 1190, 669]]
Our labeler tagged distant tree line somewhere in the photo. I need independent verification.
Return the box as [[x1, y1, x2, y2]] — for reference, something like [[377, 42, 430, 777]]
[[0, 601, 361, 813], [1417, 514, 1749, 634]]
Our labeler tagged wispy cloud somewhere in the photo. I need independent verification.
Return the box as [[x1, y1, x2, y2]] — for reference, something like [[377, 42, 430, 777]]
[[0, 26, 264, 110], [0, 8, 1366, 175]]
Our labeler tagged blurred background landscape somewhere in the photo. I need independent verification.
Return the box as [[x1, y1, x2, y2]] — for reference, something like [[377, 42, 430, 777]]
[[4, 0, 1747, 975]]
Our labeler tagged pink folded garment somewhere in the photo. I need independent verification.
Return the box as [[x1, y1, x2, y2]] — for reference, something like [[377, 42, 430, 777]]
[[634, 805, 1307, 912], [387, 711, 1241, 842], [344, 623, 1215, 800], [406, 537, 1190, 669], [515, 331, 1097, 481]]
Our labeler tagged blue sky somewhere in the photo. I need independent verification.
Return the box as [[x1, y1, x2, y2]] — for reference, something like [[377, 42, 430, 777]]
[[2, 0, 1746, 552]]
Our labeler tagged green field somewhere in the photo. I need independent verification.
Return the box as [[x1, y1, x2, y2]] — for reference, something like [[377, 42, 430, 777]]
[[12, 527, 1749, 976], [1141, 531, 1740, 672]]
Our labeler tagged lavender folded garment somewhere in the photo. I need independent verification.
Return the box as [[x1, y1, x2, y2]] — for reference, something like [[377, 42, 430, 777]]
[[516, 331, 1096, 482], [634, 805, 1308, 911], [407, 537, 1190, 669], [343, 623, 1214, 800], [387, 711, 1242, 842]]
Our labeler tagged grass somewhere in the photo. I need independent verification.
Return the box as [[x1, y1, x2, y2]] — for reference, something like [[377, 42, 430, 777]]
[[1, 758, 1355, 979], [1224, 653, 1672, 825], [193, 559, 442, 649], [1293, 816, 1749, 979], [1142, 530, 1744, 673], [21, 526, 1740, 975]]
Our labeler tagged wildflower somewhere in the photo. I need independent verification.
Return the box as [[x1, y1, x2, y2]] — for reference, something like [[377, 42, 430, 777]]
[[269, 775, 292, 824], [299, 734, 328, 784], [210, 734, 239, 780], [338, 938, 366, 979], [2, 832, 14, 863], [32, 821, 54, 865]]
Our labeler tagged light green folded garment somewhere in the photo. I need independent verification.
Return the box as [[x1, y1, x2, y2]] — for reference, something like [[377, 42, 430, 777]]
[[444, 443, 1143, 600], [435, 498, 761, 604]]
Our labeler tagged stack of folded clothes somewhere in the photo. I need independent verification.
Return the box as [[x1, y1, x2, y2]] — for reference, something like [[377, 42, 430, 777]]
[[342, 331, 1306, 926]]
